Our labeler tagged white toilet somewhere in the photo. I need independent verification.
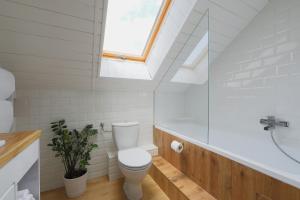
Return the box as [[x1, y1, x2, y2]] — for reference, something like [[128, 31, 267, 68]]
[[112, 122, 152, 200]]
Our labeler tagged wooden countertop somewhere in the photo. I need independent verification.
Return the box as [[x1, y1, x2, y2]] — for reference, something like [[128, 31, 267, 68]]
[[0, 130, 41, 168]]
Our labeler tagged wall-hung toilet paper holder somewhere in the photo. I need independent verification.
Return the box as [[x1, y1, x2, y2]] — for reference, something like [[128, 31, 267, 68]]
[[0, 140, 5, 147], [178, 142, 184, 151], [171, 140, 184, 153]]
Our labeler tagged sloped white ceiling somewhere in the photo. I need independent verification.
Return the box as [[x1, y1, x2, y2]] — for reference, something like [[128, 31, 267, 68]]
[[0, 0, 104, 90], [0, 0, 268, 91], [152, 0, 269, 93], [208, 0, 269, 62]]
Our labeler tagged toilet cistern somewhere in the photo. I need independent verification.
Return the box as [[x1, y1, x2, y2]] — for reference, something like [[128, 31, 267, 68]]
[[112, 122, 152, 200]]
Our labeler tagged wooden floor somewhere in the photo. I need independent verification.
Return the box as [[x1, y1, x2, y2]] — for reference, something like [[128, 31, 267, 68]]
[[41, 175, 169, 200]]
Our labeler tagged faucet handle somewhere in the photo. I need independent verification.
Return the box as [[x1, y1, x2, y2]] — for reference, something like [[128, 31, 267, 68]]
[[260, 116, 289, 131], [276, 120, 289, 128], [260, 116, 274, 125]]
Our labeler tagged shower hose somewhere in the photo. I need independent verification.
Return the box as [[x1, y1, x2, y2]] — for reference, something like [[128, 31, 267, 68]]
[[270, 130, 300, 164]]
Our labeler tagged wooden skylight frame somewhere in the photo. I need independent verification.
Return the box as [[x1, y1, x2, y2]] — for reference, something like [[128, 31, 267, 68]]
[[102, 0, 172, 62]]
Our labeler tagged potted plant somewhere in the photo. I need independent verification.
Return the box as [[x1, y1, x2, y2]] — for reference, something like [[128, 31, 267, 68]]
[[48, 120, 98, 198]]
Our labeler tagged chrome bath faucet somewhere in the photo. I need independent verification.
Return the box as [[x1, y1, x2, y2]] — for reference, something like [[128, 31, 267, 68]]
[[260, 116, 289, 131]]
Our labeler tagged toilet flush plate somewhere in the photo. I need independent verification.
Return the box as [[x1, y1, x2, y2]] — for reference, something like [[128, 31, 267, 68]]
[[0, 140, 5, 147]]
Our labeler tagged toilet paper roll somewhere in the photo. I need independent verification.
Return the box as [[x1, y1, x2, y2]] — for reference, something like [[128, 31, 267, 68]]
[[0, 67, 15, 100], [0, 100, 14, 132], [171, 140, 183, 153]]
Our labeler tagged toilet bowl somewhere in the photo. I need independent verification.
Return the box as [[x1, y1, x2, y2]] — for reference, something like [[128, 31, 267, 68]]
[[112, 122, 152, 200], [118, 148, 152, 200]]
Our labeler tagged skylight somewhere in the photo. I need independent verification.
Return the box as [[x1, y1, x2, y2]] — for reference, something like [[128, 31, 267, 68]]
[[183, 32, 208, 68], [171, 32, 209, 85], [102, 0, 171, 62]]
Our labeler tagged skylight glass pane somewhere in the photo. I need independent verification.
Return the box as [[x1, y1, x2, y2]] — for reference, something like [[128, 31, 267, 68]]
[[183, 32, 208, 68], [103, 0, 164, 57]]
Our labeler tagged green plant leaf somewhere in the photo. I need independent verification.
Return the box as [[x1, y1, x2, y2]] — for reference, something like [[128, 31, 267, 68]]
[[48, 119, 98, 178]]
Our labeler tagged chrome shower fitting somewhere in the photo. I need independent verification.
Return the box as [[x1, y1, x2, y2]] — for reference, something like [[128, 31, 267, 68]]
[[259, 116, 289, 131], [260, 116, 300, 164], [100, 122, 104, 131]]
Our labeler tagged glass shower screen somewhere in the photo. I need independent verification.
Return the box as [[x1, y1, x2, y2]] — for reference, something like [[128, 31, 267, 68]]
[[154, 10, 209, 144]]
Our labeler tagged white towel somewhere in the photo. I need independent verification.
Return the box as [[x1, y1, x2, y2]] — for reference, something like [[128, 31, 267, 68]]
[[0, 100, 13, 132], [17, 195, 33, 200], [17, 189, 30, 199], [17, 189, 30, 198], [17, 189, 35, 200], [0, 68, 15, 100]]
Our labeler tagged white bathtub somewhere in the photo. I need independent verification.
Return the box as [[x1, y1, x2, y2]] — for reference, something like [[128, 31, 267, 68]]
[[155, 120, 300, 189], [156, 119, 208, 142]]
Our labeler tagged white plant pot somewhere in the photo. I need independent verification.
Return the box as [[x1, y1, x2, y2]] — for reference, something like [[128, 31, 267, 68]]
[[63, 171, 88, 198]]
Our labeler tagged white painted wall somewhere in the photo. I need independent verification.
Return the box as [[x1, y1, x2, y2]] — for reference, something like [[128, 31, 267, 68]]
[[14, 89, 153, 191], [210, 0, 300, 172]]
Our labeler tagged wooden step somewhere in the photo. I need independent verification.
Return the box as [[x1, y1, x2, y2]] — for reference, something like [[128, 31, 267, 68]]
[[149, 156, 216, 200]]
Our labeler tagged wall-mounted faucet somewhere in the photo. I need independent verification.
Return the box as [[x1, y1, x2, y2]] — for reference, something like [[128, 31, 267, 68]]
[[260, 116, 289, 131], [259, 116, 300, 164], [100, 122, 104, 130]]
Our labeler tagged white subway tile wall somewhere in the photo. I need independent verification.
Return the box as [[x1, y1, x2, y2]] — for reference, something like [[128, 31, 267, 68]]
[[14, 89, 153, 191], [210, 0, 300, 169]]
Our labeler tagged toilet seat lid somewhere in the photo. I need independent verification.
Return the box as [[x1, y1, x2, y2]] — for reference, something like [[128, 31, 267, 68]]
[[118, 148, 151, 168]]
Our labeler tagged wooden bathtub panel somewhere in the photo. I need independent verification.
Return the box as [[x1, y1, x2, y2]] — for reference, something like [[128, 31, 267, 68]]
[[192, 145, 210, 191], [154, 127, 300, 200], [209, 152, 232, 200], [231, 161, 256, 200], [232, 162, 300, 200]]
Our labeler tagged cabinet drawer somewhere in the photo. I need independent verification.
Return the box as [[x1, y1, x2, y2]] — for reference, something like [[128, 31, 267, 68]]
[[0, 184, 15, 200]]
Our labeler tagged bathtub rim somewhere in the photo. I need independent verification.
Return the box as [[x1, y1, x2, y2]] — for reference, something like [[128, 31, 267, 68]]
[[155, 125, 300, 189]]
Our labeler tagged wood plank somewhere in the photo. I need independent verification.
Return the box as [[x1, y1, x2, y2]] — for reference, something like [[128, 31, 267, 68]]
[[231, 162, 256, 200], [150, 156, 216, 200], [0, 0, 94, 33], [6, 0, 96, 21], [208, 152, 232, 200], [0, 15, 93, 44], [41, 175, 168, 200], [192, 144, 210, 191], [255, 171, 300, 200], [240, 0, 269, 12], [3, 62, 92, 77], [0, 130, 41, 168], [0, 53, 92, 70], [0, 31, 93, 62], [209, 3, 246, 30], [210, 0, 258, 20], [12, 71, 92, 90]]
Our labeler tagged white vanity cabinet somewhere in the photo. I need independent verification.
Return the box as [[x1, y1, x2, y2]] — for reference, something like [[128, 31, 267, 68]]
[[0, 131, 41, 200]]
